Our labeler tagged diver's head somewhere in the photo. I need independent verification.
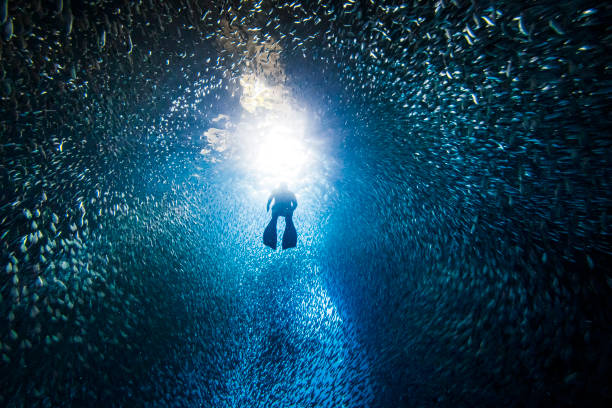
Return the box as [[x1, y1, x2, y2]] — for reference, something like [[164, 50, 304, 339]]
[[279, 181, 288, 190]]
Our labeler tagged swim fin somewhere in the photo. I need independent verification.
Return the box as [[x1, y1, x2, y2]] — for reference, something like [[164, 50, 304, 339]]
[[282, 215, 297, 250], [263, 217, 278, 249]]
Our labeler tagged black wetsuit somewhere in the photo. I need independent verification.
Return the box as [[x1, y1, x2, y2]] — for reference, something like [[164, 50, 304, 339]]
[[267, 188, 298, 217], [264, 188, 298, 250]]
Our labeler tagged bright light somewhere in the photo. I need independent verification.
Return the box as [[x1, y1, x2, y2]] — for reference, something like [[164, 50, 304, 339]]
[[195, 74, 323, 194], [256, 136, 307, 178], [249, 112, 311, 187], [233, 75, 318, 189]]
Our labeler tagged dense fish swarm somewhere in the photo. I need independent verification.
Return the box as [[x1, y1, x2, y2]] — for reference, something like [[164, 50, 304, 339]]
[[1, 0, 611, 407]]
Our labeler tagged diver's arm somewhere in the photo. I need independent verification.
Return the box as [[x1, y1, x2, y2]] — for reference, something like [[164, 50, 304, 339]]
[[291, 196, 298, 211], [266, 195, 273, 212]]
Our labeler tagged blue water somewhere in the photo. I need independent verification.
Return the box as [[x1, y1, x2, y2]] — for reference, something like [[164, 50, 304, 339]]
[[1, 1, 611, 407]]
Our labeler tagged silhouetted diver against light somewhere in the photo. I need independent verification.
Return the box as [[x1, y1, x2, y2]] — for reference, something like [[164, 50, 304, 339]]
[[263, 182, 297, 250]]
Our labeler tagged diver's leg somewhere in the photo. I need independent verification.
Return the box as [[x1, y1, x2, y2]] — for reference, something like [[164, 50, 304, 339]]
[[263, 213, 278, 249], [281, 213, 297, 249]]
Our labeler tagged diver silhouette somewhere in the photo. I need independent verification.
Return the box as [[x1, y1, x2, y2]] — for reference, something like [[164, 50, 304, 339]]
[[263, 182, 298, 250]]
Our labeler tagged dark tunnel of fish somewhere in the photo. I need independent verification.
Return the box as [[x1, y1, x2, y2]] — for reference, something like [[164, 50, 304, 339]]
[[0, 0, 611, 407]]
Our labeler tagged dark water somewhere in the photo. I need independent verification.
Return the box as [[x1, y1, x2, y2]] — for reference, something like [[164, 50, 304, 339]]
[[1, 0, 611, 407]]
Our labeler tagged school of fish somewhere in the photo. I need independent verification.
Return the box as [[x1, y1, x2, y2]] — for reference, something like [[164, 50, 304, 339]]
[[1, 0, 610, 407]]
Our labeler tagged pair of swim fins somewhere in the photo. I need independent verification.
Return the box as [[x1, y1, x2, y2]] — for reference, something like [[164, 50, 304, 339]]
[[263, 215, 297, 250]]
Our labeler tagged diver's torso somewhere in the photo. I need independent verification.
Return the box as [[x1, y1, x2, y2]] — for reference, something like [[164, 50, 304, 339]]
[[272, 190, 295, 211]]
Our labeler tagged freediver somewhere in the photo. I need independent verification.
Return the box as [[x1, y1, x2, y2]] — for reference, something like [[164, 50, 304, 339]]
[[263, 182, 298, 250]]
